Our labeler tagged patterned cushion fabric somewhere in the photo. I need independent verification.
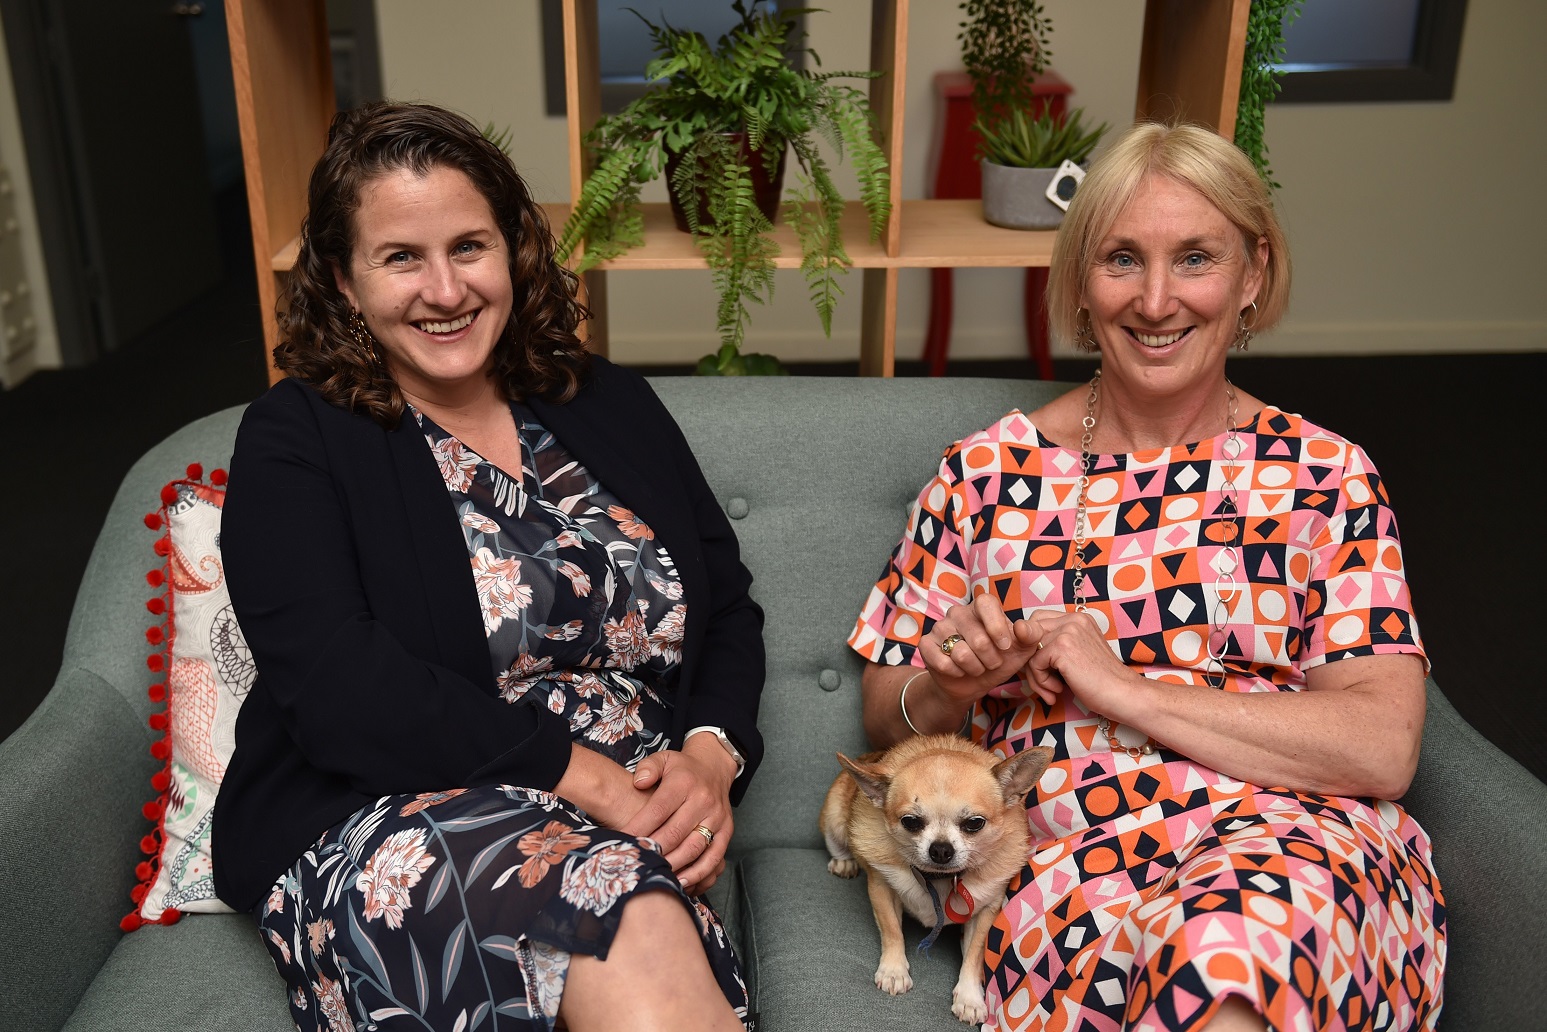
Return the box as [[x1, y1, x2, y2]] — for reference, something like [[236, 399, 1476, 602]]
[[124, 464, 254, 929]]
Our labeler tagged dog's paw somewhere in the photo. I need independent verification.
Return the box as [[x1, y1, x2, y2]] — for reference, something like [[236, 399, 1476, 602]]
[[951, 981, 987, 1024], [874, 962, 913, 996], [827, 857, 859, 878]]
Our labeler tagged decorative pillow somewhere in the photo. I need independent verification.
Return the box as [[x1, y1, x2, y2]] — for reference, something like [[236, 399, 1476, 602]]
[[123, 463, 256, 931]]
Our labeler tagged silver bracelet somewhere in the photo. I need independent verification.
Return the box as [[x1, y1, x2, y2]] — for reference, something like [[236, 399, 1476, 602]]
[[898, 670, 928, 736], [898, 670, 974, 738]]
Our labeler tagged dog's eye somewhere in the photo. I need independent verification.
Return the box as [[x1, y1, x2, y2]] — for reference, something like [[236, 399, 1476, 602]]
[[961, 816, 987, 834], [900, 815, 925, 833]]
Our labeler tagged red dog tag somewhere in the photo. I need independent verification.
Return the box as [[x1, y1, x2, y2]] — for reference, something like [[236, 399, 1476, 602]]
[[944, 878, 975, 923]]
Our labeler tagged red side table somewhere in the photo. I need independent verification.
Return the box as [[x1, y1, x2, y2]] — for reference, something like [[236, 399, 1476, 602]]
[[924, 70, 1072, 378]]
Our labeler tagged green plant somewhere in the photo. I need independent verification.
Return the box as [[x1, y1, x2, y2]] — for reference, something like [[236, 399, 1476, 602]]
[[554, 1, 890, 372], [958, 0, 1053, 126], [1235, 0, 1302, 190], [976, 105, 1106, 169]]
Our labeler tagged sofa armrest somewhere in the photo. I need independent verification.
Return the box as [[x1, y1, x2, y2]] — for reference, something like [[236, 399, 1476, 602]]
[[0, 668, 156, 1031], [1401, 679, 1547, 1029]]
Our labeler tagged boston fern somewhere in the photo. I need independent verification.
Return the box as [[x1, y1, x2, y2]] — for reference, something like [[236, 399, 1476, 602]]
[[554, 1, 890, 369]]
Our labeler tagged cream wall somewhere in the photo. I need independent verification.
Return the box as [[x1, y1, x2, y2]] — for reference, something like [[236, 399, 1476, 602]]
[[376, 0, 1546, 364]]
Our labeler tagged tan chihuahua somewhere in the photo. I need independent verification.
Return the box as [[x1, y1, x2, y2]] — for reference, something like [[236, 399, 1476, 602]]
[[820, 735, 1054, 1024]]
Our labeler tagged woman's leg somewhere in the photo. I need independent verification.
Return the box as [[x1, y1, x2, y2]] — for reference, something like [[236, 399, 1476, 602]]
[[559, 890, 744, 1032], [1203, 997, 1267, 1032]]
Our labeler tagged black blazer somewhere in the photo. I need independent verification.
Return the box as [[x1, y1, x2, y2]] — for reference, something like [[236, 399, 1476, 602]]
[[211, 358, 765, 910]]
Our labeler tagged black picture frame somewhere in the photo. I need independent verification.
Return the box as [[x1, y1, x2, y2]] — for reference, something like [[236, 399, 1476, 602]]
[[1273, 0, 1468, 103]]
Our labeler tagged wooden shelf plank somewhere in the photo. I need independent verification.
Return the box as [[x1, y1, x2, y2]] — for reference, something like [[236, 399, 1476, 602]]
[[894, 200, 1056, 268], [540, 200, 1054, 272]]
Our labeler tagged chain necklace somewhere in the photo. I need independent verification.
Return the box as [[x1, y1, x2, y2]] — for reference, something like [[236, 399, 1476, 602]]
[[1071, 370, 1241, 759]]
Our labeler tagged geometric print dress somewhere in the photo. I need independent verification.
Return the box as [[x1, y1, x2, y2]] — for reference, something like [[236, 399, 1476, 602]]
[[849, 405, 1444, 1032], [256, 402, 748, 1032]]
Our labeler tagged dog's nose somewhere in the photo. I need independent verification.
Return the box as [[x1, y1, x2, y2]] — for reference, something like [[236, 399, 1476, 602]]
[[928, 841, 955, 865]]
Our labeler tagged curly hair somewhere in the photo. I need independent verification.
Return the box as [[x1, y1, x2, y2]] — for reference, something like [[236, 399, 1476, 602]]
[[1047, 122, 1291, 347], [275, 102, 590, 426]]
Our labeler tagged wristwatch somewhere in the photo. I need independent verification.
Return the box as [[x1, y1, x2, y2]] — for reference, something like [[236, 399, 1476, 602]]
[[686, 725, 747, 778]]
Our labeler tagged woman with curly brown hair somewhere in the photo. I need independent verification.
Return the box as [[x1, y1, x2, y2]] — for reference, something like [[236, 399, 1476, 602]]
[[212, 102, 763, 1031]]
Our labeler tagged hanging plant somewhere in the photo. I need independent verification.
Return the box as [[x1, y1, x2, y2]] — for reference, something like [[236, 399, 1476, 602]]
[[1234, 0, 1303, 190]]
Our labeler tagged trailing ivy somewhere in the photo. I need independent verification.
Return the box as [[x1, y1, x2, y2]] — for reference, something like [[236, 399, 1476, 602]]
[[1235, 0, 1303, 190]]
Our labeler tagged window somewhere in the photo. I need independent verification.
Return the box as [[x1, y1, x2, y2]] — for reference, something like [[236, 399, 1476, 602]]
[[541, 0, 807, 118], [1273, 0, 1468, 103]]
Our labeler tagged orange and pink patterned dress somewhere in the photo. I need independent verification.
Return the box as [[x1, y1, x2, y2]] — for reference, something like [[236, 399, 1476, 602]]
[[849, 405, 1444, 1032]]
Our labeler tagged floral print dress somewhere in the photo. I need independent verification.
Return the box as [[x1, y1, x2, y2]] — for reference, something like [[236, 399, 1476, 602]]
[[850, 406, 1444, 1032], [256, 402, 748, 1031]]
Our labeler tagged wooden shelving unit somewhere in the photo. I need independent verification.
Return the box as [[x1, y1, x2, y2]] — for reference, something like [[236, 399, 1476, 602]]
[[229, 0, 1249, 382]]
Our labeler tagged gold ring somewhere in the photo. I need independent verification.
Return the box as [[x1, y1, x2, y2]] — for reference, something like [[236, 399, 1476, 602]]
[[939, 633, 965, 656], [1036, 640, 1045, 651], [694, 824, 715, 846]]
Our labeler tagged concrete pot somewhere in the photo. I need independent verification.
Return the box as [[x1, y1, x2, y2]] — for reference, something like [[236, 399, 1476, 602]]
[[980, 160, 1065, 230]]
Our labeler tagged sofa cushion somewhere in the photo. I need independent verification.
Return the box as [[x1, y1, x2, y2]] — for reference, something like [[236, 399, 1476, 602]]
[[649, 376, 1068, 858], [127, 467, 256, 928], [737, 846, 973, 1031], [61, 914, 291, 1032]]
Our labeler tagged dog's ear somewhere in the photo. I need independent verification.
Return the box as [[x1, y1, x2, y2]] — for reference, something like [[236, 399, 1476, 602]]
[[837, 752, 891, 808], [991, 746, 1054, 803]]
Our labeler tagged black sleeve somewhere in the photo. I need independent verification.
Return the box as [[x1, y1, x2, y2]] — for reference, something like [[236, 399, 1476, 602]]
[[222, 382, 573, 798]]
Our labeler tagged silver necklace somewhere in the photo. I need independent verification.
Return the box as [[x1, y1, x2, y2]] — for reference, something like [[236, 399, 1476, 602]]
[[1071, 371, 1241, 759]]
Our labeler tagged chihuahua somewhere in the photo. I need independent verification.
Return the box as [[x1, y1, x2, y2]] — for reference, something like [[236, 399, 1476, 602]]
[[819, 735, 1053, 1024]]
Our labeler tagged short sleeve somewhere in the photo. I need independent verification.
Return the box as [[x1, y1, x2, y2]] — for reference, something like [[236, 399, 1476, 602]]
[[849, 444, 979, 668], [1300, 442, 1427, 671]]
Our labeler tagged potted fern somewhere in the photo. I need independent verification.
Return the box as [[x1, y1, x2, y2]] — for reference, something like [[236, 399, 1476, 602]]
[[555, 0, 891, 374]]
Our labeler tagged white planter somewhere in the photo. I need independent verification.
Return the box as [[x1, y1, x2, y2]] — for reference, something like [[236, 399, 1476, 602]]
[[980, 160, 1065, 230]]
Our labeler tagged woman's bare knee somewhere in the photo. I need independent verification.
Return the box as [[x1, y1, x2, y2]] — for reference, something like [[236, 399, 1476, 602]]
[[559, 890, 741, 1032], [1203, 996, 1267, 1032]]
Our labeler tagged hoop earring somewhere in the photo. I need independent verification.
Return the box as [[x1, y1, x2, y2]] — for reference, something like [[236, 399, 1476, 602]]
[[1074, 307, 1098, 353], [1234, 300, 1259, 351]]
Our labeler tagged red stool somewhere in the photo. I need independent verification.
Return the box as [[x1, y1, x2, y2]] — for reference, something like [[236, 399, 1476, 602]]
[[923, 71, 1071, 378]]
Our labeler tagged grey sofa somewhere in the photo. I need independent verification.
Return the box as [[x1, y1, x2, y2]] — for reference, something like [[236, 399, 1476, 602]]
[[4, 376, 1544, 1031]]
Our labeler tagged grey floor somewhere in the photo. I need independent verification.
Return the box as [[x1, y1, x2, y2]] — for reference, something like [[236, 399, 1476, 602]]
[[2, 211, 1541, 785]]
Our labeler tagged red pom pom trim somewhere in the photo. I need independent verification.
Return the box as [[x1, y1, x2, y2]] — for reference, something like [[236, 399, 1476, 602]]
[[126, 464, 228, 934]]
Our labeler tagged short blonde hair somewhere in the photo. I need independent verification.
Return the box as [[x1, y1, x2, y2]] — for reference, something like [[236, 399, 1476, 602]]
[[1046, 122, 1291, 345]]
